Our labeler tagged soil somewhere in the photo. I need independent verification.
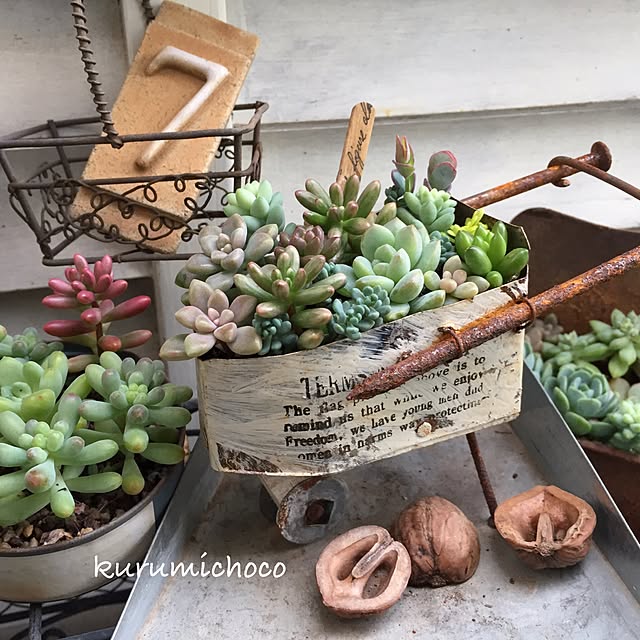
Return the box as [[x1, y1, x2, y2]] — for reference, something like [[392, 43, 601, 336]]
[[0, 460, 167, 550]]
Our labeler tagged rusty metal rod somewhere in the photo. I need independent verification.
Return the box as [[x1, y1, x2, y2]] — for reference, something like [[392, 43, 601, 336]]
[[466, 433, 498, 523], [461, 141, 612, 210], [348, 243, 640, 401]]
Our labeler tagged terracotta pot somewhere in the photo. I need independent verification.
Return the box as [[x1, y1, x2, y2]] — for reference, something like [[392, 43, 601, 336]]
[[579, 439, 640, 537], [0, 453, 183, 603]]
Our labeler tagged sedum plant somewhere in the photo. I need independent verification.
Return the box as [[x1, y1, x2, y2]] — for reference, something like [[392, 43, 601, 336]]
[[42, 254, 152, 371], [234, 247, 346, 349], [78, 352, 191, 495], [589, 309, 640, 379], [223, 180, 286, 232], [174, 215, 278, 294], [0, 326, 62, 364], [0, 351, 73, 422], [276, 224, 340, 265], [329, 286, 391, 341], [399, 186, 457, 234], [604, 399, 640, 453], [252, 314, 298, 356]]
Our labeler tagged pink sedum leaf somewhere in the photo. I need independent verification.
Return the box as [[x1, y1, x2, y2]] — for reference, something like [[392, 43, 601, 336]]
[[98, 335, 122, 352], [102, 296, 151, 322], [44, 319, 93, 338], [119, 330, 152, 349], [101, 279, 128, 300], [81, 308, 102, 325], [73, 254, 89, 273], [94, 274, 112, 293], [42, 294, 78, 310], [76, 290, 95, 305], [48, 278, 75, 295]]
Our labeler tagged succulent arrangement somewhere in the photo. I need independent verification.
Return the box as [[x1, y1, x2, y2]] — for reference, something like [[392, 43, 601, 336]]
[[527, 309, 640, 454], [0, 255, 192, 533], [162, 138, 529, 360]]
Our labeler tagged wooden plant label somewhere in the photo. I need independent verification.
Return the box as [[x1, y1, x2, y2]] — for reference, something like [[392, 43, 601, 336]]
[[198, 272, 527, 476], [336, 102, 376, 181]]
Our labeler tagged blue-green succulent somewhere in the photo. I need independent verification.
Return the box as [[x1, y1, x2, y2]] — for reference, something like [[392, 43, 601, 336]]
[[329, 286, 391, 341]]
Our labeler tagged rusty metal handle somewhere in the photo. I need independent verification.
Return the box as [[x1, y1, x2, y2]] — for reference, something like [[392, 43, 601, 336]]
[[462, 142, 613, 210]]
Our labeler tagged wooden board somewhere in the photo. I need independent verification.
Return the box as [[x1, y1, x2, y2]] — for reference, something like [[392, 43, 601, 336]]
[[69, 1, 259, 253]]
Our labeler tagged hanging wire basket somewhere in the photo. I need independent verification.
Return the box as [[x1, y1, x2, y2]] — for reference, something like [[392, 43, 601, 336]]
[[0, 0, 267, 266]]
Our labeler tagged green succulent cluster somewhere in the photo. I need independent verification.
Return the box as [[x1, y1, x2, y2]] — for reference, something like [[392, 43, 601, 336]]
[[77, 353, 191, 495], [397, 185, 456, 235], [295, 176, 396, 255], [605, 399, 640, 453], [329, 286, 391, 340], [252, 314, 298, 356], [234, 247, 346, 349], [429, 230, 456, 269], [223, 180, 286, 233], [352, 218, 442, 318], [276, 224, 340, 265], [0, 352, 72, 421], [452, 218, 528, 285], [589, 310, 640, 379], [0, 326, 62, 364], [0, 351, 130, 526], [540, 331, 608, 368]]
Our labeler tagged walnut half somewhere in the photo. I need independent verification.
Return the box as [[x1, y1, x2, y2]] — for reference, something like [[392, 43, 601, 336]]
[[494, 485, 597, 569], [315, 525, 411, 618]]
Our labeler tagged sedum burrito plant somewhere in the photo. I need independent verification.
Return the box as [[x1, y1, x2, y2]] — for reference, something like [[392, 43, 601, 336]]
[[42, 254, 153, 372], [161, 139, 530, 360]]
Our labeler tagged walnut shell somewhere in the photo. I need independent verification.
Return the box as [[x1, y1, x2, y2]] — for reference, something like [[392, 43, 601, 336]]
[[394, 496, 480, 587], [494, 485, 596, 569], [315, 525, 411, 618]]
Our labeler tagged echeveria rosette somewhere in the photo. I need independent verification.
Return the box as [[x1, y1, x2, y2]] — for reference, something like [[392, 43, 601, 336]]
[[605, 399, 640, 453], [275, 224, 340, 266], [78, 352, 191, 495], [329, 286, 391, 341], [42, 253, 152, 371], [0, 351, 82, 422], [0, 326, 63, 364], [223, 180, 286, 233], [352, 218, 441, 319], [160, 284, 261, 359], [174, 214, 278, 294], [0, 381, 122, 526], [589, 309, 640, 379], [252, 314, 298, 356], [234, 247, 346, 350], [543, 362, 619, 440], [526, 313, 565, 353]]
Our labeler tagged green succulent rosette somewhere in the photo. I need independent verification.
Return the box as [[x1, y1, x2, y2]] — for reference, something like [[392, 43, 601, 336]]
[[590, 309, 640, 379], [543, 362, 619, 439]]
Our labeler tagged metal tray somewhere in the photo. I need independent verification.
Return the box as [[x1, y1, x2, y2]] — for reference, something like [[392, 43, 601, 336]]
[[112, 369, 640, 639]]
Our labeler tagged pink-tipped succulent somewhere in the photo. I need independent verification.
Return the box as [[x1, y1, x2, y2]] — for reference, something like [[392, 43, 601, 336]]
[[392, 135, 416, 194], [425, 150, 457, 192], [160, 284, 261, 359], [42, 254, 152, 371]]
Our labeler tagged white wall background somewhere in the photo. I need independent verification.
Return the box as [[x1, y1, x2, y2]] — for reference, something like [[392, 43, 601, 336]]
[[1, 0, 639, 367]]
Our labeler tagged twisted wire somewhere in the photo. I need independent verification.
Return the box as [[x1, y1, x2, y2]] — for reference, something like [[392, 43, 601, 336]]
[[70, 0, 123, 148], [140, 0, 156, 25]]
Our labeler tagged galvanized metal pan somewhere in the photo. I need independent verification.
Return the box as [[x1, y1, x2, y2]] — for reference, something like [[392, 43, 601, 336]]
[[112, 398, 640, 639]]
